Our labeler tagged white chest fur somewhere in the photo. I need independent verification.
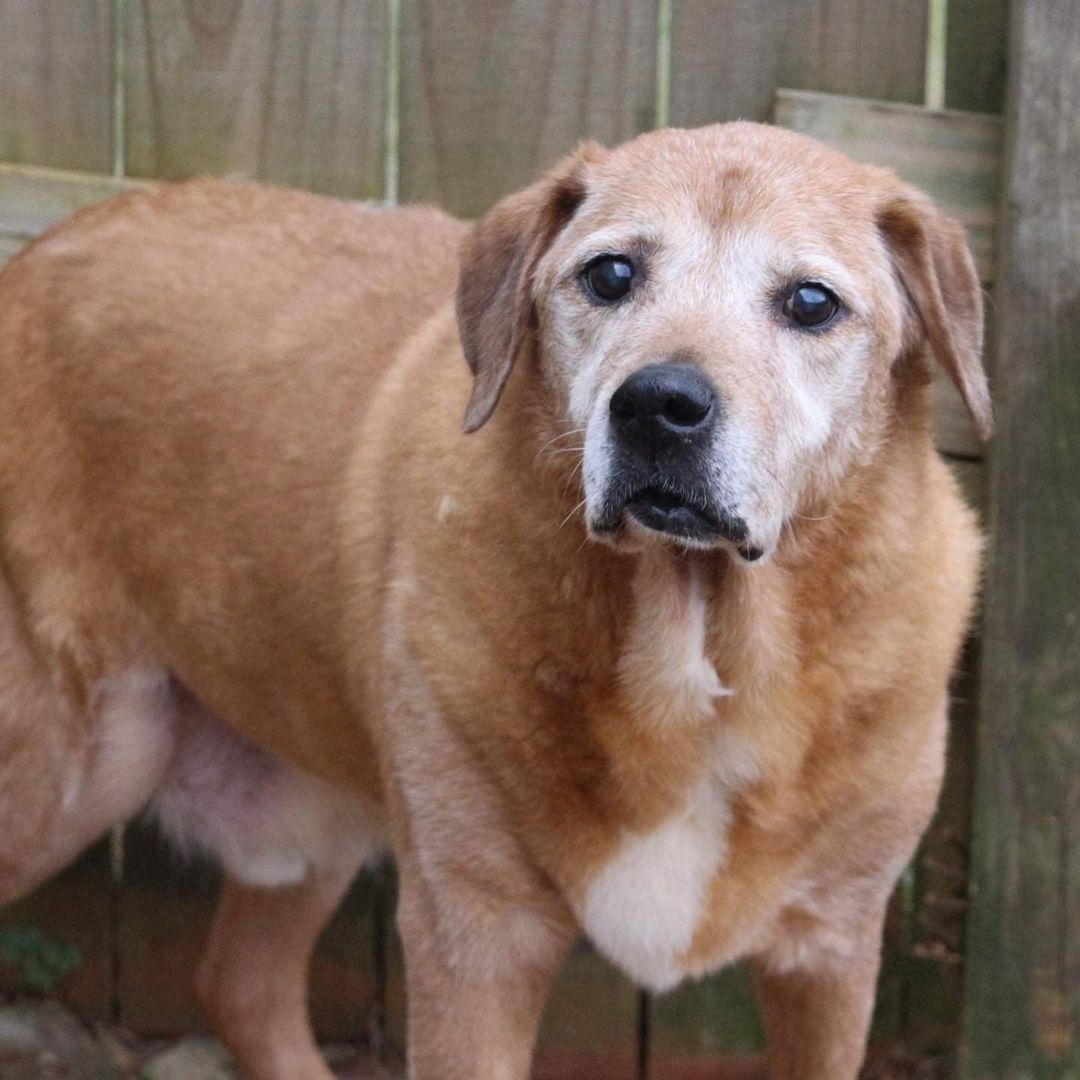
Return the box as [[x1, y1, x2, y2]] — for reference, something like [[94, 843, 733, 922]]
[[580, 730, 759, 991], [580, 553, 762, 989]]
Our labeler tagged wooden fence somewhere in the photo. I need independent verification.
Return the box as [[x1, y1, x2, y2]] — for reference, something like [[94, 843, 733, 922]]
[[1, 1, 1076, 1077]]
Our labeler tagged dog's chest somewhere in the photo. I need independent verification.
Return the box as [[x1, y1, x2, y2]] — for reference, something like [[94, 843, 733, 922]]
[[578, 730, 760, 991]]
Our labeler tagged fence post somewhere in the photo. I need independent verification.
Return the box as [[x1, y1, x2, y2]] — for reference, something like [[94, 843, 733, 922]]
[[959, 0, 1080, 1075]]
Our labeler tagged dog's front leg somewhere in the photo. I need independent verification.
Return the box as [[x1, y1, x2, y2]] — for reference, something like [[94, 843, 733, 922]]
[[396, 852, 573, 1080], [752, 919, 883, 1080]]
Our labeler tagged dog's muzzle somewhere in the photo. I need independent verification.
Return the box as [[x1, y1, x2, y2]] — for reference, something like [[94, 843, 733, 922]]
[[593, 362, 758, 557]]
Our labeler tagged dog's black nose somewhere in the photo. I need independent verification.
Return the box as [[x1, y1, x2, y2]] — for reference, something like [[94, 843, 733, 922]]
[[609, 363, 717, 450]]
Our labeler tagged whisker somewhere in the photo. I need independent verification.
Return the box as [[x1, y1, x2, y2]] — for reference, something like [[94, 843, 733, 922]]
[[559, 498, 588, 530], [536, 428, 587, 456]]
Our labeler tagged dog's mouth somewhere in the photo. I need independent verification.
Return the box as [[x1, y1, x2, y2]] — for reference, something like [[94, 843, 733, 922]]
[[591, 481, 743, 548], [592, 481, 759, 558], [624, 485, 720, 542]]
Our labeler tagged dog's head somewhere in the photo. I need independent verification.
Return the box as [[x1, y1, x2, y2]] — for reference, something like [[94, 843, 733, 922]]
[[456, 123, 990, 562]]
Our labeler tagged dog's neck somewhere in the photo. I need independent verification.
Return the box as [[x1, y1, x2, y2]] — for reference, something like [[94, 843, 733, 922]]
[[615, 551, 734, 726], [597, 436, 928, 731]]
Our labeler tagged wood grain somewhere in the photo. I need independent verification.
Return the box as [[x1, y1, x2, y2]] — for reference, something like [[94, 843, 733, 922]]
[[669, 0, 929, 129], [123, 0, 388, 199], [0, 164, 148, 271], [398, 0, 658, 217], [648, 966, 765, 1078], [773, 89, 1002, 284], [115, 825, 380, 1039], [945, 0, 1008, 114], [960, 0, 1080, 1073], [773, 89, 1003, 460], [0, 0, 116, 172], [0, 163, 146, 238], [0, 845, 115, 1022], [534, 943, 639, 1080]]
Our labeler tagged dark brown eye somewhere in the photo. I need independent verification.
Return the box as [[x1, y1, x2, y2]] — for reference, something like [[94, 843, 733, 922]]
[[782, 282, 840, 328], [583, 255, 634, 303]]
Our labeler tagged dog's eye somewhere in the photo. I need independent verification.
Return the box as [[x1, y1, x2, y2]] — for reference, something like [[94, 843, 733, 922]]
[[582, 255, 634, 304], [782, 282, 840, 329]]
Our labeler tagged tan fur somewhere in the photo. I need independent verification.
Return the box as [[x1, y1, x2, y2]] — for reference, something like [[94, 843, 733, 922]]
[[0, 124, 987, 1080]]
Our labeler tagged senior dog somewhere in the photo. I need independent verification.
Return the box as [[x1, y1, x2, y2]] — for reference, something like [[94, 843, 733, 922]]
[[0, 122, 989, 1079]]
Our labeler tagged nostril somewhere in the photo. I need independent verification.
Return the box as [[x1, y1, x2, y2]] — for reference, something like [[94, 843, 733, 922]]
[[662, 392, 712, 428]]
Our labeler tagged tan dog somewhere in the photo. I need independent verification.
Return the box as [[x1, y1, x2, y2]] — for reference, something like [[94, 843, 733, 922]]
[[0, 122, 988, 1079]]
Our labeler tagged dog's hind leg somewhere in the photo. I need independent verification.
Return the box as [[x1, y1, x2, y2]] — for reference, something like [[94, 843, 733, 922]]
[[150, 701, 384, 1079], [0, 570, 175, 903], [196, 857, 363, 1080]]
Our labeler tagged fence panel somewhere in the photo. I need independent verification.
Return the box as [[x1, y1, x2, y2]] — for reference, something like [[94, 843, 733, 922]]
[[668, 0, 929, 129], [398, 0, 659, 218], [945, 0, 1007, 113], [114, 827, 381, 1040], [961, 0, 1080, 1073], [123, 0, 388, 199], [0, 0, 115, 172]]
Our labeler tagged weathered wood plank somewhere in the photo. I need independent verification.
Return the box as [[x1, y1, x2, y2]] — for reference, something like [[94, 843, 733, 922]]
[[116, 826, 380, 1038], [114, 827, 215, 1034], [898, 627, 981, 1062], [0, 0, 116, 173], [668, 0, 928, 130], [648, 966, 765, 1078], [0, 232, 28, 265], [0, 163, 147, 240], [534, 943, 639, 1080], [959, 0, 1080, 1074], [398, 0, 658, 217], [123, 0, 387, 199], [945, 0, 1008, 114], [0, 844, 115, 1021], [773, 89, 1002, 283], [773, 88, 1003, 460]]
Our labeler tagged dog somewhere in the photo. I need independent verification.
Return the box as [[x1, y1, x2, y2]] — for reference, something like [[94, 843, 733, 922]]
[[0, 122, 989, 1079]]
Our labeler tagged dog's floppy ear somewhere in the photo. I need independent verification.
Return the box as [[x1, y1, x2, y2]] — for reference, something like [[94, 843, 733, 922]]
[[456, 143, 604, 433], [877, 185, 993, 441]]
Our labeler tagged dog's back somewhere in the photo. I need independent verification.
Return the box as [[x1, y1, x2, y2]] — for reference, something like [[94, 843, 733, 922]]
[[0, 181, 464, 786]]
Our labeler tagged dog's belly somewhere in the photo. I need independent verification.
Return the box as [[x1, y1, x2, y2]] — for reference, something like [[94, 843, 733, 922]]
[[149, 683, 386, 887]]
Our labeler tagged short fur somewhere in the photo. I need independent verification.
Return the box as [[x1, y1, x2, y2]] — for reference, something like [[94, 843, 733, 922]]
[[0, 124, 988, 1080]]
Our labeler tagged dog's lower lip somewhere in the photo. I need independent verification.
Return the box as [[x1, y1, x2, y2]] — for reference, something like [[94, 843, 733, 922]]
[[625, 486, 718, 537]]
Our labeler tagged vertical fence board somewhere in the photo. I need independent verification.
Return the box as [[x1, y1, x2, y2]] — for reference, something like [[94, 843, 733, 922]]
[[0, 845, 115, 1022], [115, 828, 218, 1035], [960, 0, 1080, 1074], [945, 0, 1007, 113], [398, 0, 658, 217], [123, 0, 387, 198], [116, 826, 380, 1040], [648, 967, 766, 1079], [534, 944, 639, 1080], [0, 0, 115, 172], [669, 0, 929, 129]]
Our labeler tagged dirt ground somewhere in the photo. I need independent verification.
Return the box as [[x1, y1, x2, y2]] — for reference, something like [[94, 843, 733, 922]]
[[0, 998, 404, 1079], [0, 997, 948, 1079]]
